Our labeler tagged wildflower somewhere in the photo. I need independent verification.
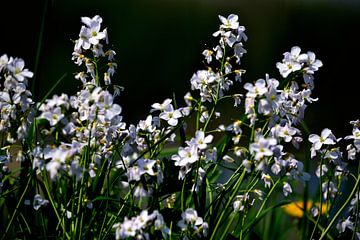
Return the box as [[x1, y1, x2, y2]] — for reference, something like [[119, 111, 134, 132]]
[[261, 173, 272, 188], [159, 105, 182, 126], [171, 146, 199, 167], [0, 54, 9, 71], [308, 128, 336, 157], [322, 181, 337, 200], [137, 158, 157, 176], [218, 14, 239, 30], [283, 182, 292, 196], [177, 208, 207, 237], [345, 126, 360, 150], [6, 58, 34, 81], [271, 123, 297, 143], [81, 15, 106, 46], [249, 136, 277, 161], [244, 79, 268, 98], [187, 130, 213, 150], [234, 42, 247, 64], [33, 194, 49, 210], [213, 45, 223, 60], [276, 46, 306, 78], [336, 216, 354, 233], [202, 49, 213, 64], [40, 106, 64, 126], [233, 193, 252, 212], [75, 26, 91, 50], [151, 98, 172, 112]]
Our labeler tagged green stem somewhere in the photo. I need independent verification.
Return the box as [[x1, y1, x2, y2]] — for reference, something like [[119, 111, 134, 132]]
[[43, 173, 70, 239], [2, 175, 31, 240], [255, 178, 281, 219], [310, 157, 324, 239], [210, 168, 246, 240], [219, 212, 236, 239], [319, 165, 360, 240]]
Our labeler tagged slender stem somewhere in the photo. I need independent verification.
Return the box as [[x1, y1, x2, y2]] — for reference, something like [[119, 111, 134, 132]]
[[206, 177, 213, 216], [319, 164, 360, 240], [310, 157, 324, 239], [2, 175, 31, 240], [255, 178, 281, 219], [43, 173, 70, 239], [210, 168, 246, 240], [219, 212, 236, 239]]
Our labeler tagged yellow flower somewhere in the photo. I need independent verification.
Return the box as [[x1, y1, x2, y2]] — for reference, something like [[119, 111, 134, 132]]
[[283, 201, 329, 218]]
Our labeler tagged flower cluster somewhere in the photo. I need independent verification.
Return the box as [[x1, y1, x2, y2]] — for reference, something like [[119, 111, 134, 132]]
[[177, 208, 208, 239], [0, 54, 33, 144], [1, 13, 359, 240], [276, 46, 323, 89], [192, 14, 247, 103], [113, 210, 169, 239], [72, 15, 118, 88]]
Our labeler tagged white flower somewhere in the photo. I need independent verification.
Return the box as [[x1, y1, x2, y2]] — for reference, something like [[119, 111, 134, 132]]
[[137, 158, 157, 176], [234, 42, 247, 64], [345, 127, 360, 150], [190, 70, 216, 91], [219, 14, 239, 30], [159, 105, 182, 126], [304, 51, 323, 74], [315, 164, 328, 178], [33, 194, 49, 210], [188, 130, 213, 150], [322, 181, 337, 200], [0, 54, 9, 71], [151, 98, 172, 112], [213, 45, 223, 60], [261, 173, 272, 188], [81, 15, 106, 45], [283, 182, 292, 197], [233, 193, 251, 212], [45, 147, 70, 180], [137, 115, 156, 133], [178, 208, 204, 230], [75, 26, 91, 50], [272, 123, 297, 142], [308, 128, 336, 158], [41, 106, 64, 126], [6, 58, 34, 81], [171, 146, 199, 167], [244, 79, 268, 98], [336, 216, 354, 233], [276, 46, 306, 78], [249, 136, 277, 161], [202, 49, 213, 64]]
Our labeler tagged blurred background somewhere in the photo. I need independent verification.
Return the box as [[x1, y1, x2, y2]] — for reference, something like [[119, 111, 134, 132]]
[[1, 0, 360, 137]]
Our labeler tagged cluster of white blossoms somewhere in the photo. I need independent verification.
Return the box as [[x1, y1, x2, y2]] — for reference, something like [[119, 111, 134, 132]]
[[191, 14, 247, 104], [177, 208, 208, 239], [113, 210, 170, 239], [276, 46, 323, 89], [0, 54, 34, 144], [171, 130, 214, 181], [306, 121, 360, 235], [1, 13, 359, 240], [72, 15, 118, 88], [0, 54, 34, 193]]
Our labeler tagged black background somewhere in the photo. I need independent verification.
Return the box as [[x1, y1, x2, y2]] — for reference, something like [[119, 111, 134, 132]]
[[1, 0, 359, 137]]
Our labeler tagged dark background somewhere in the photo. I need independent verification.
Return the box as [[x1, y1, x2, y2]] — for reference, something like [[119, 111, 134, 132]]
[[1, 0, 359, 137]]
